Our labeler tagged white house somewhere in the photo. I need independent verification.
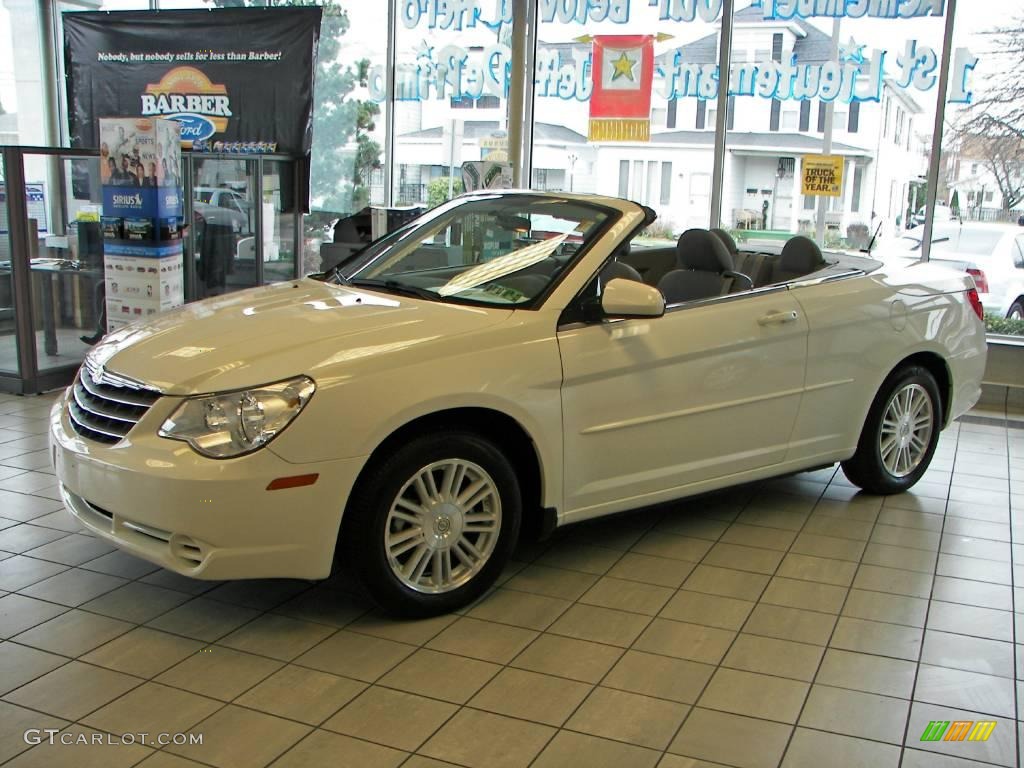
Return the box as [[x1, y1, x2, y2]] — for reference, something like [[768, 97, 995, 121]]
[[391, 5, 929, 241]]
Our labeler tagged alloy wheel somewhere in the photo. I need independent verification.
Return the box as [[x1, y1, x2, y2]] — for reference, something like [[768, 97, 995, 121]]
[[385, 459, 502, 593], [878, 383, 934, 478]]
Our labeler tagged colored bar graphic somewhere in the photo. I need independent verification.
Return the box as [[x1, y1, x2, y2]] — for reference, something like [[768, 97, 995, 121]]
[[920, 720, 996, 742]]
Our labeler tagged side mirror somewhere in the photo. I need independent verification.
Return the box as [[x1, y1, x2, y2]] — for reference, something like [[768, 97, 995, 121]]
[[600, 278, 665, 319]]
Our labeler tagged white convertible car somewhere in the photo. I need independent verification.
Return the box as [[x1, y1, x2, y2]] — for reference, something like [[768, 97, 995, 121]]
[[50, 192, 987, 616]]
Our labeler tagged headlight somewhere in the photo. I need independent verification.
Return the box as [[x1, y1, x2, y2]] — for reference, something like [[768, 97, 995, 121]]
[[159, 376, 315, 458]]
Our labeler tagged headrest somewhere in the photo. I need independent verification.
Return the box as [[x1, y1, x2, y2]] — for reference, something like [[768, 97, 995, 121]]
[[710, 228, 739, 255], [676, 228, 734, 273], [779, 236, 825, 274], [601, 260, 643, 283]]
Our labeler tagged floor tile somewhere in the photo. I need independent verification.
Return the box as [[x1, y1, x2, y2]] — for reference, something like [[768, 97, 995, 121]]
[[426, 616, 538, 664], [23, 534, 115, 566], [82, 681, 221, 736], [606, 552, 695, 588], [80, 627, 205, 678], [269, 729, 405, 768], [722, 634, 824, 682], [469, 667, 591, 726], [775, 553, 858, 587], [536, 541, 622, 574], [682, 565, 769, 601], [19, 567, 126, 607], [743, 604, 837, 646], [323, 685, 457, 751], [217, 612, 336, 661], [931, 576, 1012, 611], [814, 648, 917, 699], [234, 664, 365, 725], [851, 564, 933, 598], [509, 633, 623, 684], [377, 648, 500, 704], [702, 542, 784, 575], [829, 617, 923, 661], [579, 576, 675, 616], [81, 581, 190, 623], [631, 531, 714, 563], [166, 704, 311, 768], [0, 524, 68, 554], [146, 597, 261, 642], [465, 588, 570, 630], [566, 686, 689, 750], [913, 664, 1015, 718], [502, 564, 599, 600], [781, 728, 900, 768], [345, 611, 456, 646], [658, 590, 754, 630], [602, 649, 714, 704], [0, 701, 67, 763], [155, 646, 282, 701], [841, 589, 928, 628], [698, 667, 808, 723], [926, 601, 1013, 642], [668, 708, 792, 768], [12, 608, 133, 657], [0, 593, 67, 638], [421, 707, 556, 768], [547, 603, 651, 647], [0, 642, 66, 695], [533, 730, 660, 768], [633, 618, 734, 664], [3, 660, 140, 720], [920, 629, 1015, 678], [296, 630, 419, 684], [0, 555, 67, 591], [798, 684, 909, 743]]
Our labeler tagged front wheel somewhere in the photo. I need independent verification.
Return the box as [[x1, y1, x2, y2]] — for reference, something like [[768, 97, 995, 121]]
[[841, 366, 942, 495], [1008, 299, 1024, 321], [342, 431, 521, 617]]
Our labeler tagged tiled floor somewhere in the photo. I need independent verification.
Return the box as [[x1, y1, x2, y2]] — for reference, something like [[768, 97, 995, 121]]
[[0, 389, 1022, 768]]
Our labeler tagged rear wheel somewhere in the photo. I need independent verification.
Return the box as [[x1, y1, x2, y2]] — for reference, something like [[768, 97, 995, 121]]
[[342, 431, 521, 617], [1009, 299, 1024, 321], [841, 366, 941, 494]]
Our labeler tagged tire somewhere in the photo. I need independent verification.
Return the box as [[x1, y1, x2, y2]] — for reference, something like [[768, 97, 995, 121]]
[[1009, 299, 1024, 321], [841, 365, 942, 495], [342, 430, 521, 617]]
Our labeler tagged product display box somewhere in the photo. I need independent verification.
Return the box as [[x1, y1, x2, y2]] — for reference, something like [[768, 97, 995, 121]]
[[99, 117, 185, 332]]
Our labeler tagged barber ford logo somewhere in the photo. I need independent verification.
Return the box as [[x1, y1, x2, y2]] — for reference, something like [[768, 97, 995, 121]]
[[140, 67, 231, 143]]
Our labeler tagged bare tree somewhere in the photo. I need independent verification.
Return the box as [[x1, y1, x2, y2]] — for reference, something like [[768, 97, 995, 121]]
[[956, 13, 1024, 210]]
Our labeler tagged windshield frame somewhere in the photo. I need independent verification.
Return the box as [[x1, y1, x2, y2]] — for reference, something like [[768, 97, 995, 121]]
[[332, 193, 623, 310]]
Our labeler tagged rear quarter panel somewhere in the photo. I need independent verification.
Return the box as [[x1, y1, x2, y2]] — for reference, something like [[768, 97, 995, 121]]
[[785, 264, 985, 465]]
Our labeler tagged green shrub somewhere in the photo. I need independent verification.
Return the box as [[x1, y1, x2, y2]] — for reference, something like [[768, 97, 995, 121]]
[[426, 177, 464, 209], [984, 313, 1024, 336]]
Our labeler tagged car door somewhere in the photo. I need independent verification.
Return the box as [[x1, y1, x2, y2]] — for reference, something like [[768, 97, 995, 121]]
[[557, 285, 809, 520]]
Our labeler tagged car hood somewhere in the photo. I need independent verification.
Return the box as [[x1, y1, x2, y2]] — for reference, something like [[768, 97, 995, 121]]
[[91, 278, 513, 395]]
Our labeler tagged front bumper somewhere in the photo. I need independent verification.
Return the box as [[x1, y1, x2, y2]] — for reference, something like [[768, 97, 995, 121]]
[[49, 389, 367, 581]]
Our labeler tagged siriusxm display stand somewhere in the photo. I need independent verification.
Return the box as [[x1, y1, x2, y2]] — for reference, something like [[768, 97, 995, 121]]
[[99, 117, 185, 332]]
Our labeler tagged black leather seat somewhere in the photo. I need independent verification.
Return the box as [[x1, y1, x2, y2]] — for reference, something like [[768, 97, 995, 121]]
[[658, 229, 751, 304], [771, 236, 826, 283]]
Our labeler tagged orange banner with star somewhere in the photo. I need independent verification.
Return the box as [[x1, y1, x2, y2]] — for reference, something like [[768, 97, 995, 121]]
[[588, 35, 656, 142]]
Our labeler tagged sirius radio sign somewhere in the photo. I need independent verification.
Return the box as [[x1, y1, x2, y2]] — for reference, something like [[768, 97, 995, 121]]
[[140, 67, 232, 146]]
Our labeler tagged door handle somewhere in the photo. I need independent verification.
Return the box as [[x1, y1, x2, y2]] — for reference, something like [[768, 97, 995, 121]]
[[757, 310, 799, 326]]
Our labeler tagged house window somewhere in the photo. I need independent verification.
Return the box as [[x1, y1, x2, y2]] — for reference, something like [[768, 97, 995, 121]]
[[631, 160, 644, 200], [770, 99, 781, 131], [848, 101, 860, 134], [851, 164, 863, 213], [696, 99, 707, 130], [660, 162, 672, 205], [799, 101, 811, 132], [667, 99, 677, 129], [772, 33, 783, 62], [817, 103, 826, 133], [617, 160, 629, 198], [894, 107, 905, 145], [727, 95, 736, 131], [782, 110, 798, 131], [985, 190, 994, 202], [883, 97, 891, 138], [971, 163, 979, 175], [804, 195, 816, 210]]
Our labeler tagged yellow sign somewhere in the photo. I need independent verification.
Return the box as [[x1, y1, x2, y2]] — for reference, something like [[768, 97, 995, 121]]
[[801, 155, 844, 197]]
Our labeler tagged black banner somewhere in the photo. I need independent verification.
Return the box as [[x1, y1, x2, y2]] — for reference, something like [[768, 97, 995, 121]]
[[63, 7, 322, 157]]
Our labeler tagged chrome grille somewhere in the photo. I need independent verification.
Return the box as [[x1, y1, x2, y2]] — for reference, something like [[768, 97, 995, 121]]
[[67, 359, 161, 445]]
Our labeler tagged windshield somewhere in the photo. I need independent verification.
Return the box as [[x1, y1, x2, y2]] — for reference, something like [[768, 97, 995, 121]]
[[931, 228, 1006, 258], [337, 195, 614, 307]]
